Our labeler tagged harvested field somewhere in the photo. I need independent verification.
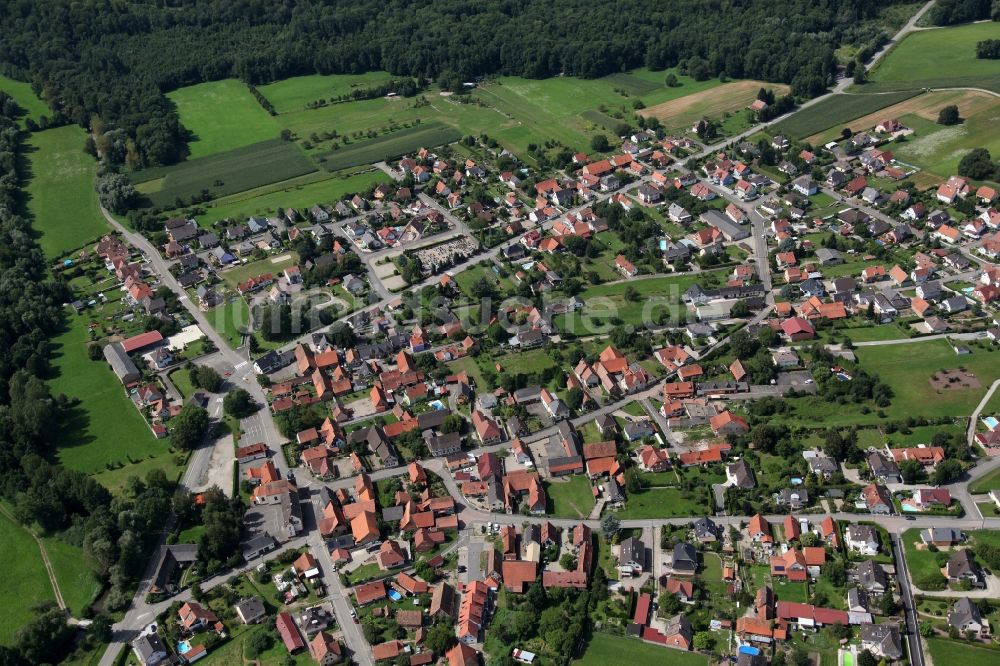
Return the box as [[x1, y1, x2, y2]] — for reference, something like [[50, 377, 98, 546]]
[[806, 90, 999, 144], [638, 80, 789, 130], [772, 90, 921, 139], [929, 369, 981, 391]]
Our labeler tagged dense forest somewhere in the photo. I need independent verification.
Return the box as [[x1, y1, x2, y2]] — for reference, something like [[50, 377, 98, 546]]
[[0, 0, 916, 168], [929, 0, 1000, 25]]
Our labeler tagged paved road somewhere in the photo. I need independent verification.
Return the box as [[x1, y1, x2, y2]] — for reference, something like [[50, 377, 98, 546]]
[[891, 532, 925, 666]]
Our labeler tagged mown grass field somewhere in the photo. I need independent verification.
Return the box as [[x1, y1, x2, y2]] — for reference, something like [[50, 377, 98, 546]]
[[855, 339, 1000, 421], [893, 99, 1000, 181], [41, 534, 101, 616], [317, 122, 461, 171], [926, 638, 1000, 666], [25, 125, 109, 258], [257, 71, 398, 113], [178, 169, 389, 227], [865, 22, 1000, 94], [0, 510, 54, 645], [0, 74, 50, 126], [48, 308, 176, 480], [545, 476, 595, 519], [616, 486, 710, 519], [772, 90, 921, 139], [132, 139, 317, 208], [971, 466, 1000, 494], [167, 79, 280, 158], [576, 632, 708, 666], [556, 273, 709, 333], [901, 528, 947, 590]]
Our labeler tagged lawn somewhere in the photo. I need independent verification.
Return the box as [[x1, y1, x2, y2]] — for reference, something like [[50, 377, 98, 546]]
[[446, 356, 488, 393], [901, 528, 947, 591], [772, 579, 809, 603], [0, 509, 55, 644], [205, 299, 252, 349], [219, 254, 300, 290], [131, 139, 317, 209], [970, 466, 1000, 495], [453, 264, 511, 298], [615, 486, 710, 519], [545, 476, 595, 519], [865, 22, 1000, 94], [855, 339, 1000, 421], [495, 348, 561, 377], [257, 71, 398, 114], [24, 125, 109, 258], [577, 632, 708, 666], [925, 638, 1000, 666], [177, 169, 390, 228], [48, 308, 177, 482], [556, 272, 711, 333], [167, 79, 280, 158], [772, 90, 921, 139], [0, 74, 50, 126], [168, 368, 196, 401]]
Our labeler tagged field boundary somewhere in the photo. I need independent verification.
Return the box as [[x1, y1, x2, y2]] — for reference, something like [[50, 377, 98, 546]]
[[0, 504, 65, 611], [772, 90, 922, 139]]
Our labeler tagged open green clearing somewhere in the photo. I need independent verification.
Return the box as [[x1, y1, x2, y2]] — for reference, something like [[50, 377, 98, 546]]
[[41, 534, 101, 616], [48, 307, 180, 488], [316, 122, 461, 171], [219, 254, 300, 290], [545, 476, 595, 519], [556, 273, 709, 333], [178, 169, 390, 227], [616, 486, 710, 519], [205, 299, 252, 349], [893, 104, 1000, 180], [772, 90, 922, 139], [865, 22, 1000, 94], [576, 632, 708, 666], [167, 79, 280, 158], [0, 74, 50, 126], [0, 510, 55, 645], [132, 139, 317, 208], [855, 339, 1000, 421], [926, 638, 1000, 666], [258, 71, 398, 114], [25, 125, 109, 258]]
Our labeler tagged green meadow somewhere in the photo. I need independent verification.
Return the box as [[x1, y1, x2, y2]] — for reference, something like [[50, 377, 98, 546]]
[[168, 79, 281, 158], [0, 74, 50, 126], [24, 125, 109, 258]]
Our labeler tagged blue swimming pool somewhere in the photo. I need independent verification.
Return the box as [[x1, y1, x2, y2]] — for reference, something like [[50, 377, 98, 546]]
[[388, 590, 403, 601], [983, 416, 999, 430], [428, 400, 445, 411], [177, 641, 191, 654]]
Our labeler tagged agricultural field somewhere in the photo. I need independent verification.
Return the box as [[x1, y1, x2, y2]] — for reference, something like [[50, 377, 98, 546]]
[[0, 74, 50, 126], [771, 90, 921, 140], [316, 122, 462, 171], [131, 139, 317, 209], [805, 89, 994, 144], [257, 71, 398, 113], [48, 304, 177, 483], [0, 509, 55, 645], [638, 79, 789, 133], [167, 79, 280, 158], [25, 125, 109, 258], [865, 22, 1000, 94], [892, 98, 1000, 182], [176, 169, 390, 227], [576, 632, 708, 666]]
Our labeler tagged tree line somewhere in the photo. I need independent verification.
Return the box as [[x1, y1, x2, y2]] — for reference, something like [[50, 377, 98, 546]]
[[0, 0, 917, 168], [0, 92, 174, 664]]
